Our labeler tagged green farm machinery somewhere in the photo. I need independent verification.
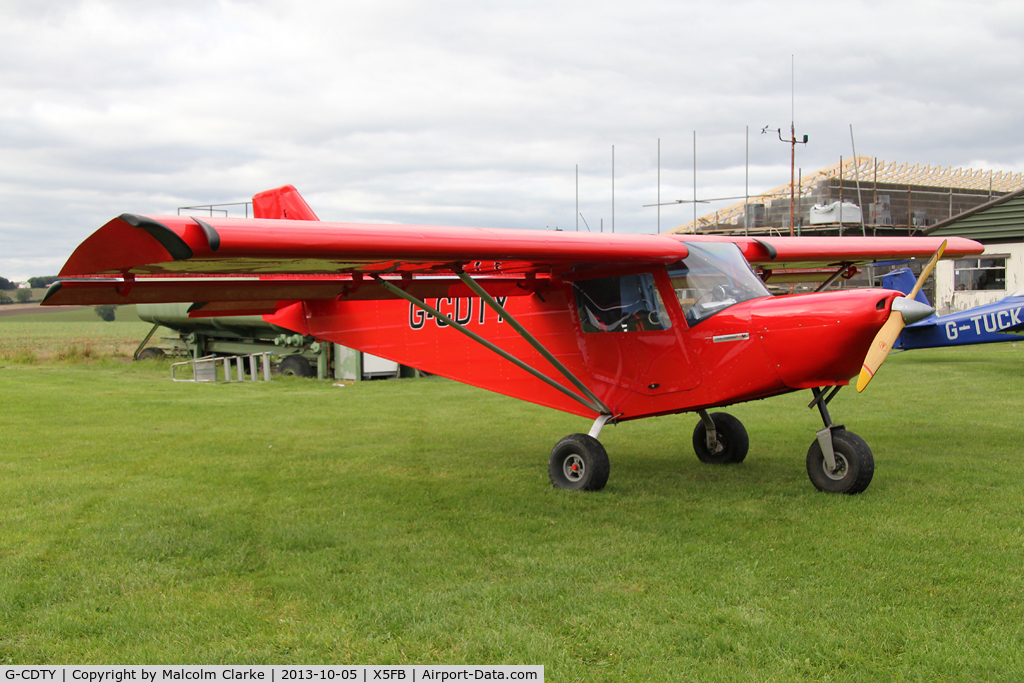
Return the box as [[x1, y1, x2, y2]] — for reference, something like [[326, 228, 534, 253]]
[[133, 303, 408, 381], [134, 303, 327, 378]]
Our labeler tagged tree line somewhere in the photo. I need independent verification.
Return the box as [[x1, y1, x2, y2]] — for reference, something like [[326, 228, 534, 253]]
[[0, 275, 117, 320], [0, 275, 59, 304], [0, 275, 59, 290]]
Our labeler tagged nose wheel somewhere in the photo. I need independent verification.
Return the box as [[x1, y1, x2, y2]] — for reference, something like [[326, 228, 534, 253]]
[[806, 429, 874, 494], [807, 387, 874, 494]]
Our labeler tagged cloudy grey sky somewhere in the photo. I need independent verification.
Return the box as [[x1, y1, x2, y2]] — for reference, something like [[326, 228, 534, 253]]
[[2, 0, 1023, 280]]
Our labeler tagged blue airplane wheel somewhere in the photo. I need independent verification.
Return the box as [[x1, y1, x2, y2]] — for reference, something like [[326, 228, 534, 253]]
[[806, 429, 874, 494], [549, 434, 610, 491], [692, 412, 749, 464]]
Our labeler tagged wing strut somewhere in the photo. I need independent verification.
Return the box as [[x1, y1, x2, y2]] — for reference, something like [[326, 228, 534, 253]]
[[454, 270, 611, 414], [371, 274, 611, 416], [813, 262, 855, 292]]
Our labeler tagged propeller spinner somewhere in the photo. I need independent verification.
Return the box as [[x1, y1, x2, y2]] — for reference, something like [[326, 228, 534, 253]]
[[856, 240, 946, 392]]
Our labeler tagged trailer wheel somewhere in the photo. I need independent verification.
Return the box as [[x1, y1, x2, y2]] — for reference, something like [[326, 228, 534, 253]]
[[278, 355, 314, 377], [136, 347, 165, 361]]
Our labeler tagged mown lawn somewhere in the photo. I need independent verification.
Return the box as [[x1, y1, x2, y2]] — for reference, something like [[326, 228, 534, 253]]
[[0, 329, 1022, 680]]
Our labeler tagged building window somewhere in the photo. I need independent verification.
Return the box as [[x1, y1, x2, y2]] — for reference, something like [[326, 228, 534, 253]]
[[954, 256, 1006, 291]]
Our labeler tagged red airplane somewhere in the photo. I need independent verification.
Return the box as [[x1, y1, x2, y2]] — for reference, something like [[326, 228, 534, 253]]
[[43, 185, 983, 495]]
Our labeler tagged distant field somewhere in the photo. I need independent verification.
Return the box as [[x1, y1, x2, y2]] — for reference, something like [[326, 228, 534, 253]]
[[0, 288, 61, 313], [0, 308, 150, 362], [0, 326, 1023, 678], [0, 303, 142, 323]]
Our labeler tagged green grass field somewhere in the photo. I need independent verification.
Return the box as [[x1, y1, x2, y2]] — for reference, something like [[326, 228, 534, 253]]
[[1, 322, 1023, 679], [0, 307, 149, 362]]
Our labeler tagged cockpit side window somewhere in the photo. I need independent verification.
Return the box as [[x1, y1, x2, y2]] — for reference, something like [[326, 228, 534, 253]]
[[669, 242, 771, 326], [573, 272, 672, 333]]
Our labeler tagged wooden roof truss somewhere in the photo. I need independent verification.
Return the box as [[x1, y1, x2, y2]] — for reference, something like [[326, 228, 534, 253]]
[[672, 156, 1024, 233]]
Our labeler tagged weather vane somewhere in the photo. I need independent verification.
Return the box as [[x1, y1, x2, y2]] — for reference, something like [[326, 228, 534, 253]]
[[762, 124, 809, 236]]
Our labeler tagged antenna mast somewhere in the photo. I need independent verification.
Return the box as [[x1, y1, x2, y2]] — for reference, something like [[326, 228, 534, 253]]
[[763, 55, 808, 236]]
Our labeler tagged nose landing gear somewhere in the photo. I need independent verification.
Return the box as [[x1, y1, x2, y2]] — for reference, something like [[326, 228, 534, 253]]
[[807, 387, 874, 494]]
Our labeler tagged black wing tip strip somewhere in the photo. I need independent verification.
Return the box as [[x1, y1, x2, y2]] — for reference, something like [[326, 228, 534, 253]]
[[41, 280, 63, 304], [187, 302, 209, 313], [191, 217, 221, 251], [119, 213, 194, 261], [753, 238, 778, 260]]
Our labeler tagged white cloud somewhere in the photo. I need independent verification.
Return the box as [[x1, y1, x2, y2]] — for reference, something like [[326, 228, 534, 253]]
[[1, 0, 1023, 278]]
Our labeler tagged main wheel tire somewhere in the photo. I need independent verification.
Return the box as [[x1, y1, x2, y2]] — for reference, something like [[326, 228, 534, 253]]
[[692, 412, 749, 464], [548, 434, 610, 491], [806, 429, 874, 494], [136, 347, 165, 361], [278, 355, 314, 377]]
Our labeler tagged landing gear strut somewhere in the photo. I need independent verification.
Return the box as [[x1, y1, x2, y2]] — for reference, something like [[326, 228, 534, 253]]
[[806, 387, 874, 494]]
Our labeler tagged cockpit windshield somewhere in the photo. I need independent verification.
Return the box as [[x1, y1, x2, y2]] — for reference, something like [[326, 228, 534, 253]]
[[1010, 285, 1024, 298], [668, 242, 771, 326]]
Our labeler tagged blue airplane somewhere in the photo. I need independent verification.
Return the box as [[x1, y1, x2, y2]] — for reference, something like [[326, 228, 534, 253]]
[[882, 267, 1024, 349]]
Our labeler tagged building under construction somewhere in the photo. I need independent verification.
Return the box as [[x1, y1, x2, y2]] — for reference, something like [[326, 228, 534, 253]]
[[670, 156, 1024, 236]]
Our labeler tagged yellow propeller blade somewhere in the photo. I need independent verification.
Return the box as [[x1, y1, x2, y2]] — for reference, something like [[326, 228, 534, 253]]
[[907, 239, 946, 302], [856, 239, 947, 393], [857, 313, 905, 391]]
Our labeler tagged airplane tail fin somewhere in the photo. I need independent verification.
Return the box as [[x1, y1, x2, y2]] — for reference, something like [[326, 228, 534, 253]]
[[882, 267, 931, 306], [252, 185, 320, 221]]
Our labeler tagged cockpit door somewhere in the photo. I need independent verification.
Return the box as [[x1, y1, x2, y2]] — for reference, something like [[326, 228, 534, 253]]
[[571, 269, 700, 395]]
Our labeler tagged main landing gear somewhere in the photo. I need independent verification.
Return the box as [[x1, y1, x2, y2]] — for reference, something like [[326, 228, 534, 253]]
[[548, 433, 611, 491], [548, 414, 612, 491], [548, 390, 875, 493], [692, 410, 749, 464]]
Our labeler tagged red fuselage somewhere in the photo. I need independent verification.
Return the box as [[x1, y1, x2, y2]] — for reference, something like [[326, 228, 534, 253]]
[[295, 277, 900, 421]]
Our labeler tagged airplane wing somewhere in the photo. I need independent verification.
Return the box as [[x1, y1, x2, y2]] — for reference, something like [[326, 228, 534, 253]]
[[43, 210, 983, 308], [727, 235, 976, 268], [44, 212, 692, 306], [711, 235, 983, 284]]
